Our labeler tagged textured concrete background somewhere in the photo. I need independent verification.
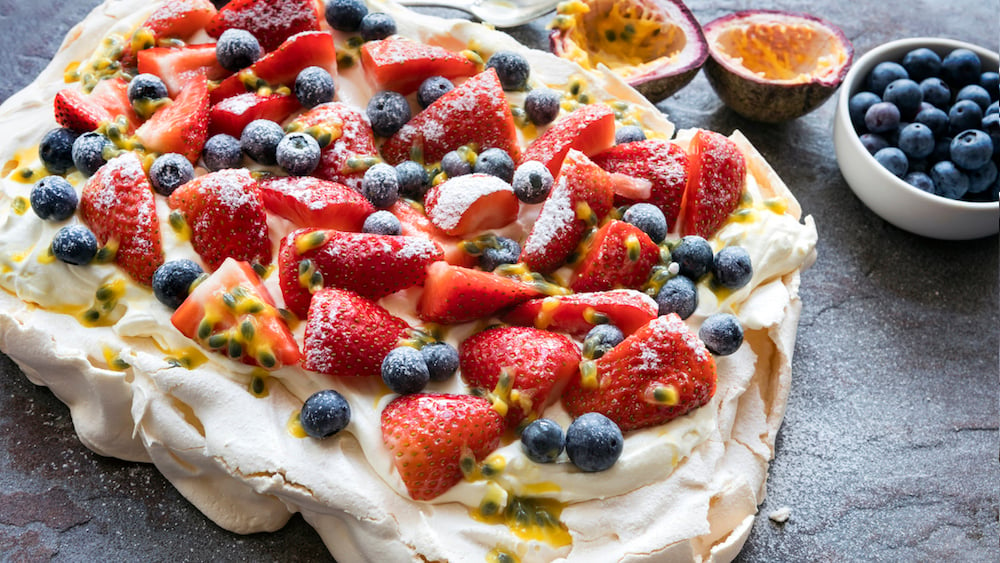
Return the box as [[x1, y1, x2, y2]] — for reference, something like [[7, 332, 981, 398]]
[[0, 0, 997, 561]]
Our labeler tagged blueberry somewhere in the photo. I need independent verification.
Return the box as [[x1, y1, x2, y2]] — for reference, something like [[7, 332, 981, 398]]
[[127, 73, 168, 103], [863, 101, 901, 134], [859, 133, 889, 155], [216, 28, 261, 72], [202, 133, 242, 171], [873, 147, 908, 178], [867, 61, 908, 96], [987, 101, 1000, 117], [39, 128, 79, 174], [361, 162, 399, 208], [420, 342, 459, 382], [699, 313, 743, 356], [980, 72, 1000, 102], [300, 389, 351, 439], [276, 132, 321, 176], [441, 150, 472, 178], [848, 91, 881, 130], [941, 48, 981, 89], [485, 51, 530, 91], [655, 274, 697, 319], [325, 0, 368, 32], [152, 259, 204, 309], [918, 77, 951, 109], [30, 176, 77, 221], [367, 90, 411, 137], [882, 79, 923, 120], [622, 203, 667, 243], [901, 47, 942, 82], [149, 153, 194, 196], [395, 160, 430, 199], [982, 113, 1000, 158], [914, 106, 949, 137], [473, 147, 515, 182], [524, 87, 561, 125], [967, 161, 998, 194], [51, 224, 97, 266], [359, 12, 396, 42], [479, 236, 520, 271], [381, 346, 429, 395], [671, 235, 713, 279], [897, 122, 935, 159], [712, 246, 752, 290], [904, 171, 935, 193], [565, 412, 623, 472], [583, 324, 624, 359], [511, 160, 553, 204], [295, 66, 336, 109], [417, 76, 453, 109], [520, 418, 564, 464], [615, 125, 646, 145], [362, 209, 402, 235], [955, 84, 991, 112], [929, 160, 970, 199], [71, 132, 109, 176], [240, 119, 285, 166], [950, 129, 993, 170]]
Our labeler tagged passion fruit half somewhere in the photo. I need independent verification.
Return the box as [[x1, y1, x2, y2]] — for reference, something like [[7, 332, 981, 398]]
[[549, 0, 708, 103], [702, 10, 853, 122]]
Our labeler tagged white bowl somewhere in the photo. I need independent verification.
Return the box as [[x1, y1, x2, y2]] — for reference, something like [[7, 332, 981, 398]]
[[833, 37, 999, 240]]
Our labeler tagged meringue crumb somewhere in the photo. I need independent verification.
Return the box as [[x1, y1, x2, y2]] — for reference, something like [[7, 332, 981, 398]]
[[768, 506, 791, 523]]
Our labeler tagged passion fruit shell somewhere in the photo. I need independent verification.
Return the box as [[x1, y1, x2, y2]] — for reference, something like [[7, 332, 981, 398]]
[[549, 0, 708, 104], [702, 10, 853, 122]]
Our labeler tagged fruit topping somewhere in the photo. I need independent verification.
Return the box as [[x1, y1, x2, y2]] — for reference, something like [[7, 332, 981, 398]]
[[421, 342, 459, 382], [294, 66, 336, 109], [503, 289, 658, 338], [417, 261, 543, 324], [654, 275, 697, 319], [698, 312, 744, 356], [209, 92, 300, 138], [564, 412, 623, 472], [259, 176, 374, 231], [300, 389, 351, 439], [216, 28, 262, 72], [381, 346, 431, 395], [51, 225, 98, 266], [702, 10, 853, 122], [38, 128, 79, 175], [54, 77, 139, 133], [325, 0, 368, 32], [549, 0, 709, 103], [149, 153, 195, 196], [361, 162, 401, 208], [276, 131, 322, 176], [511, 160, 555, 204], [520, 418, 565, 464], [523, 87, 561, 126], [359, 12, 397, 42], [137, 44, 230, 98], [417, 76, 454, 109], [592, 139, 689, 231], [290, 102, 376, 190], [362, 210, 402, 235], [367, 90, 412, 138], [71, 132, 110, 176], [583, 324, 624, 359], [473, 148, 517, 183], [477, 235, 521, 272], [207, 0, 322, 53], [135, 72, 211, 163], [621, 202, 667, 243], [679, 129, 746, 237], [485, 51, 531, 91], [670, 234, 712, 279], [30, 176, 78, 222], [569, 219, 659, 293], [381, 393, 504, 500], [614, 125, 646, 145], [240, 118, 287, 165], [152, 259, 205, 310], [423, 174, 519, 236], [711, 245, 752, 290], [203, 133, 243, 171], [395, 160, 431, 199], [171, 258, 301, 369], [360, 36, 477, 95], [521, 103, 616, 178]]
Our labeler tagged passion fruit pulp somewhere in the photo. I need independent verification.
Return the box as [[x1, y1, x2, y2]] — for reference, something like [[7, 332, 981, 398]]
[[702, 10, 853, 122], [549, 0, 708, 103]]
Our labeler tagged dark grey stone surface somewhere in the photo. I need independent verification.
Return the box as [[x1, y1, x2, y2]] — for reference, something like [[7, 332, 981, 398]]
[[0, 0, 997, 561]]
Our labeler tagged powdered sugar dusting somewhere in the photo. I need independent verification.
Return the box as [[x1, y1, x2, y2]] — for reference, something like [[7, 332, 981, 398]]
[[523, 175, 573, 255], [427, 174, 513, 231]]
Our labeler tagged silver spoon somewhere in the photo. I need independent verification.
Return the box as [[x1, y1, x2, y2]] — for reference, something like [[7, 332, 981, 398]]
[[397, 0, 561, 28]]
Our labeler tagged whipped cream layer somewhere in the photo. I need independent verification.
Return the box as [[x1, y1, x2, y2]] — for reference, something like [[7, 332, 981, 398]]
[[0, 1, 818, 561]]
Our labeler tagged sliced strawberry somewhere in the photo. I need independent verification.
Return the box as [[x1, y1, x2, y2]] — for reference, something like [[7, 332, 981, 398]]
[[569, 220, 660, 293], [207, 0, 322, 52], [302, 287, 410, 377], [142, 0, 218, 41], [134, 72, 210, 162], [417, 261, 543, 324], [288, 102, 377, 192], [423, 174, 519, 237], [278, 228, 443, 318], [53, 77, 139, 133], [210, 31, 336, 104], [562, 314, 717, 432], [259, 176, 374, 231], [381, 393, 504, 500], [167, 168, 272, 271], [79, 152, 164, 285], [171, 258, 301, 369], [520, 103, 616, 177], [519, 150, 615, 274], [390, 200, 477, 268], [679, 130, 746, 238], [503, 290, 659, 338], [208, 92, 300, 138], [592, 139, 690, 231], [381, 69, 520, 165], [460, 326, 581, 429], [360, 36, 477, 95], [137, 44, 230, 98]]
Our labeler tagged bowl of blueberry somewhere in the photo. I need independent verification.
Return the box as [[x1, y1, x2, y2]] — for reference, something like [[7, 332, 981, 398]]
[[833, 37, 999, 240]]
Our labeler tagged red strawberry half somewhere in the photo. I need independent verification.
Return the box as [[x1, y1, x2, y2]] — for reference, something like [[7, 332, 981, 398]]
[[167, 168, 272, 271], [503, 290, 659, 338], [207, 0, 322, 52], [390, 200, 477, 268], [278, 228, 443, 318], [134, 72, 210, 163], [562, 313, 717, 432], [418, 261, 543, 324], [79, 152, 164, 285], [423, 173, 519, 237], [210, 31, 336, 104], [592, 139, 690, 230], [141, 0, 218, 41], [460, 326, 581, 428], [209, 92, 300, 138], [259, 176, 374, 231], [679, 130, 746, 238], [381, 393, 504, 500], [54, 77, 140, 133], [303, 288, 410, 377], [569, 220, 660, 293], [137, 44, 230, 98], [360, 36, 477, 95], [289, 102, 377, 192], [521, 103, 616, 177]]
